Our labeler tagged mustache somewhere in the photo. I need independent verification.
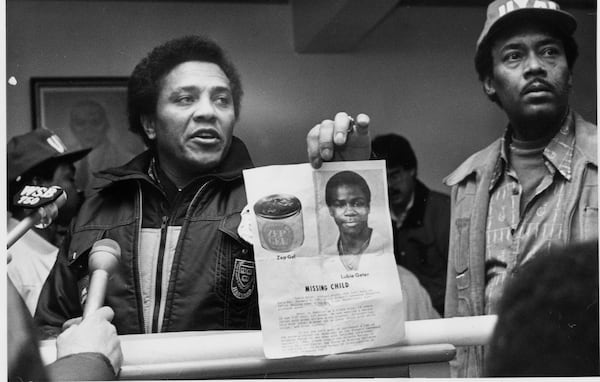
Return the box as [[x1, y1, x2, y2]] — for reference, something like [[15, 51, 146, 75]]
[[521, 78, 554, 95]]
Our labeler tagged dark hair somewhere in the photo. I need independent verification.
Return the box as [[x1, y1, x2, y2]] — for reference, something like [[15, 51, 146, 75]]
[[325, 171, 371, 207], [372, 134, 417, 173], [475, 18, 579, 104], [484, 241, 599, 377], [127, 35, 243, 148]]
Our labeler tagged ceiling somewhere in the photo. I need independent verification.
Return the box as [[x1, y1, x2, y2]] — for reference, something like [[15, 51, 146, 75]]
[[16, 0, 595, 53], [34, 0, 596, 7]]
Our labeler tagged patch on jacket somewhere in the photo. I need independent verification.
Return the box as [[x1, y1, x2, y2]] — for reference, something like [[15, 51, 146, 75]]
[[231, 259, 255, 300]]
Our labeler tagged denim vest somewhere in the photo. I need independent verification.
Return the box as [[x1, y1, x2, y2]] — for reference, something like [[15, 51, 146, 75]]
[[443, 111, 597, 377]]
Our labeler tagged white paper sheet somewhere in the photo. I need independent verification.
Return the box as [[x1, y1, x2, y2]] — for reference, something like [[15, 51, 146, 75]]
[[243, 160, 405, 359]]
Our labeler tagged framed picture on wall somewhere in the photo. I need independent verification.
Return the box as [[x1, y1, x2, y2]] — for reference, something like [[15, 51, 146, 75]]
[[31, 77, 146, 195]]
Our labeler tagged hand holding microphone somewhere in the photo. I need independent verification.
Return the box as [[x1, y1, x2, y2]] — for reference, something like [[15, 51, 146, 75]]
[[57, 306, 123, 375], [55, 239, 123, 376]]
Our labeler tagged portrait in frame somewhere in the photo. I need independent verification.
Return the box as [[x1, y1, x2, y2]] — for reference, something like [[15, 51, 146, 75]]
[[31, 77, 146, 196]]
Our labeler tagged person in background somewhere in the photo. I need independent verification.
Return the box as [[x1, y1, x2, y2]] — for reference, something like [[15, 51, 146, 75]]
[[484, 241, 598, 377], [372, 134, 450, 316], [7, 128, 90, 314], [308, 0, 597, 376]]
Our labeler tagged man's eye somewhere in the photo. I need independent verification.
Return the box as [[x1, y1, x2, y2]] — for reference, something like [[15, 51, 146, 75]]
[[214, 95, 232, 106], [503, 52, 521, 62], [541, 47, 559, 57], [176, 95, 194, 104]]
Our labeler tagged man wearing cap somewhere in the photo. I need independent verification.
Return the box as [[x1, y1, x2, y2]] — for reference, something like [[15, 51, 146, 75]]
[[442, 0, 597, 377], [372, 134, 450, 316], [307, 0, 597, 377], [7, 128, 91, 314]]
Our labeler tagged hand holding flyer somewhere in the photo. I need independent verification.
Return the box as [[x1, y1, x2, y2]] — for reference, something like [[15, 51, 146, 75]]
[[243, 160, 405, 359]]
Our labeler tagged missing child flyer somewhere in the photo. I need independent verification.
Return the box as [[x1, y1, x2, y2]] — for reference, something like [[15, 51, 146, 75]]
[[242, 160, 405, 359]]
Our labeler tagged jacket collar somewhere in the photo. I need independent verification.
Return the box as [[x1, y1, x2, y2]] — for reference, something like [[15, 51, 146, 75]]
[[444, 139, 502, 187], [94, 136, 254, 189], [444, 109, 597, 187]]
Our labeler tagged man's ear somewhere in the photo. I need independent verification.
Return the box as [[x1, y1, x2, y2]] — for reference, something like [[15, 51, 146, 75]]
[[483, 76, 496, 97], [140, 115, 157, 140]]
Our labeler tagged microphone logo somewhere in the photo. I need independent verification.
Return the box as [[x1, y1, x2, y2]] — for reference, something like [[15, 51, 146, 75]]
[[14, 185, 64, 209]]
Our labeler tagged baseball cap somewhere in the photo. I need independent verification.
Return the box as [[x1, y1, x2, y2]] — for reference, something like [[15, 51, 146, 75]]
[[7, 128, 91, 182], [476, 0, 577, 52]]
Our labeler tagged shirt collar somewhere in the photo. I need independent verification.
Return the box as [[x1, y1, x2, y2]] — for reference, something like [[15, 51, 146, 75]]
[[489, 135, 508, 192], [490, 109, 575, 191], [149, 156, 180, 201], [544, 110, 575, 181]]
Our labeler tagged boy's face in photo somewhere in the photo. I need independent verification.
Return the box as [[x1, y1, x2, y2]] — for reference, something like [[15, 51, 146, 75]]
[[328, 184, 370, 236]]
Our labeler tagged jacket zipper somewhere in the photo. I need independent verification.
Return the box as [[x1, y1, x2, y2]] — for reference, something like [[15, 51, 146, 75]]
[[133, 183, 147, 332], [150, 179, 215, 332], [151, 214, 170, 332]]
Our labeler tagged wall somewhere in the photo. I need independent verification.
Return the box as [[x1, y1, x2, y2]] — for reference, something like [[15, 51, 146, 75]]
[[6, 1, 597, 192]]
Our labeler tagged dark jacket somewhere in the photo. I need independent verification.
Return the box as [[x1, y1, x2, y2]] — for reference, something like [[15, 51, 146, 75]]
[[35, 137, 260, 337], [9, 278, 115, 381], [392, 180, 450, 315]]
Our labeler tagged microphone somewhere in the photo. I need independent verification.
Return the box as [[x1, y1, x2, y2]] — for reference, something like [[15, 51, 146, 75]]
[[7, 186, 68, 249], [82, 239, 121, 319]]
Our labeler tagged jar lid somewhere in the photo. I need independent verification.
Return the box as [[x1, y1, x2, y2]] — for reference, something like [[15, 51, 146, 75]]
[[254, 194, 302, 219]]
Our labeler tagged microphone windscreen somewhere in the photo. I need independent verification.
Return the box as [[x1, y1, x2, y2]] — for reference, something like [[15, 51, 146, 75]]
[[83, 239, 121, 318], [92, 238, 121, 255], [89, 239, 121, 273]]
